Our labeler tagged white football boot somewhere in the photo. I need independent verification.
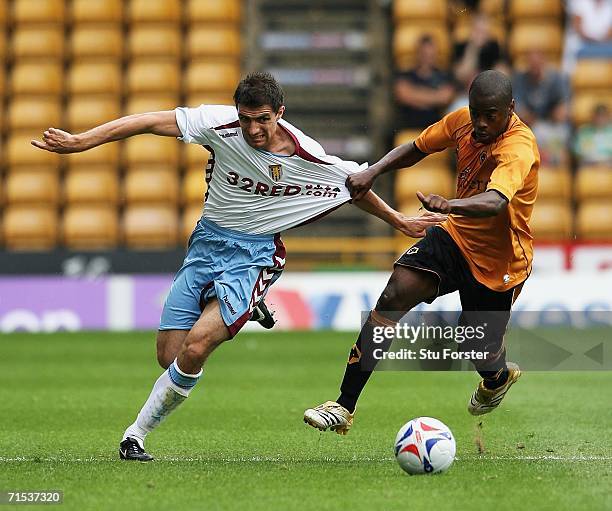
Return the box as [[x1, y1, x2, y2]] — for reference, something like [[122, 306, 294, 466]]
[[303, 401, 354, 435]]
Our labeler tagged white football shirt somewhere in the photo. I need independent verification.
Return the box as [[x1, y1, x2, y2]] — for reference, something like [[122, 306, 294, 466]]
[[175, 105, 365, 235]]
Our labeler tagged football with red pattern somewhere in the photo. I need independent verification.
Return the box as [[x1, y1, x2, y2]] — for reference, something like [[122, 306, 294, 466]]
[[394, 417, 456, 475]]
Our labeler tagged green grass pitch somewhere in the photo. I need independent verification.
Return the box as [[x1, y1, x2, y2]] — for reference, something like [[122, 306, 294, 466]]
[[1, 331, 611, 511]]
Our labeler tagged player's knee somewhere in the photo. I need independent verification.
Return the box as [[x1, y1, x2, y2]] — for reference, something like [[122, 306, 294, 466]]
[[377, 275, 408, 311], [183, 330, 225, 363], [182, 340, 206, 363], [377, 269, 436, 312]]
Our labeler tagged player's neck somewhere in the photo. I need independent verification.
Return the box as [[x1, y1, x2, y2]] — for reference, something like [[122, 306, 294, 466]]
[[263, 124, 296, 156]]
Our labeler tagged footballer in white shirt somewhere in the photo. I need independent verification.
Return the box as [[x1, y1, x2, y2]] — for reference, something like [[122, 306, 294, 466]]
[[32, 72, 445, 461]]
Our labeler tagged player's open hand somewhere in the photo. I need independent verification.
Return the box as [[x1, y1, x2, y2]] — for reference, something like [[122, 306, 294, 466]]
[[31, 128, 84, 154], [416, 191, 452, 214], [394, 211, 447, 238], [346, 169, 376, 200]]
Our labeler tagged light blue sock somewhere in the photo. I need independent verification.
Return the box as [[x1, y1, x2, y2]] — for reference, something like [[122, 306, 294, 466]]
[[168, 359, 203, 393]]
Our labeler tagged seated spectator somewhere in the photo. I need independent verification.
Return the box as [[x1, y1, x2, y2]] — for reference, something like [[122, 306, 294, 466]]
[[513, 50, 571, 166], [452, 14, 504, 87], [563, 0, 612, 73], [394, 35, 455, 129], [445, 14, 507, 115], [574, 103, 612, 166], [512, 50, 570, 126]]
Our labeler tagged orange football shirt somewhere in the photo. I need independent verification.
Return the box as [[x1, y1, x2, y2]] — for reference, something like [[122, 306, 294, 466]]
[[414, 107, 539, 291]]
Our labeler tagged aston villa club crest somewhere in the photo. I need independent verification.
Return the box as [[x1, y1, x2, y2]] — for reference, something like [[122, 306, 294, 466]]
[[269, 164, 283, 181]]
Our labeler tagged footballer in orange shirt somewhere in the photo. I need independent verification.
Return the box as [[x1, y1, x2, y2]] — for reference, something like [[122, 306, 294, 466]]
[[304, 70, 540, 434]]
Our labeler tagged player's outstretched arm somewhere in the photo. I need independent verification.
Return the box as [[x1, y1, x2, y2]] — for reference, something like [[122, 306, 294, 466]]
[[31, 111, 181, 153], [353, 190, 446, 238], [417, 190, 508, 218], [347, 142, 428, 200]]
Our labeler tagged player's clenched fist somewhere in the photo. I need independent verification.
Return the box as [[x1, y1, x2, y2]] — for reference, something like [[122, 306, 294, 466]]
[[31, 128, 84, 153], [416, 191, 452, 214], [346, 169, 376, 200]]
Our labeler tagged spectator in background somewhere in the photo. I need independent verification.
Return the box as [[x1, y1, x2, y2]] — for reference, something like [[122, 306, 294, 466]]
[[563, 0, 612, 73], [452, 14, 503, 87], [394, 35, 455, 129], [574, 103, 612, 166], [512, 50, 570, 126], [447, 14, 506, 113], [512, 49, 571, 166]]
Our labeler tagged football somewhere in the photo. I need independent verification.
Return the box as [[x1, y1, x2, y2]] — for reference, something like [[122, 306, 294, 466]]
[[394, 417, 456, 475]]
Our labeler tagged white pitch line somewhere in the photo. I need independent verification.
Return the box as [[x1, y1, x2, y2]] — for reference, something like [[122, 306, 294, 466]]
[[469, 455, 612, 461], [0, 456, 394, 463], [0, 455, 611, 463]]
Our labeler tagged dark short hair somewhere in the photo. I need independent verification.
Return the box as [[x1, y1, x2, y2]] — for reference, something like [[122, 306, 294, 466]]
[[469, 70, 513, 107], [233, 72, 285, 112]]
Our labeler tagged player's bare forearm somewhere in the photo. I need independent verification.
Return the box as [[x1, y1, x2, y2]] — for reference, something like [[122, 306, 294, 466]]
[[346, 143, 428, 200], [31, 111, 181, 154], [417, 190, 507, 217], [79, 111, 181, 147], [449, 191, 508, 217], [354, 191, 447, 238], [353, 190, 401, 227], [369, 142, 428, 178]]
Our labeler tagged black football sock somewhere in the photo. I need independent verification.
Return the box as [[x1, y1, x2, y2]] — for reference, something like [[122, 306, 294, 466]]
[[479, 348, 509, 390], [461, 310, 510, 390], [337, 311, 395, 413], [482, 368, 509, 390]]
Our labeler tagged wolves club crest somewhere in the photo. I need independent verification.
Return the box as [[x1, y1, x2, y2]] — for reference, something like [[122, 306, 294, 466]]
[[269, 164, 283, 181]]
